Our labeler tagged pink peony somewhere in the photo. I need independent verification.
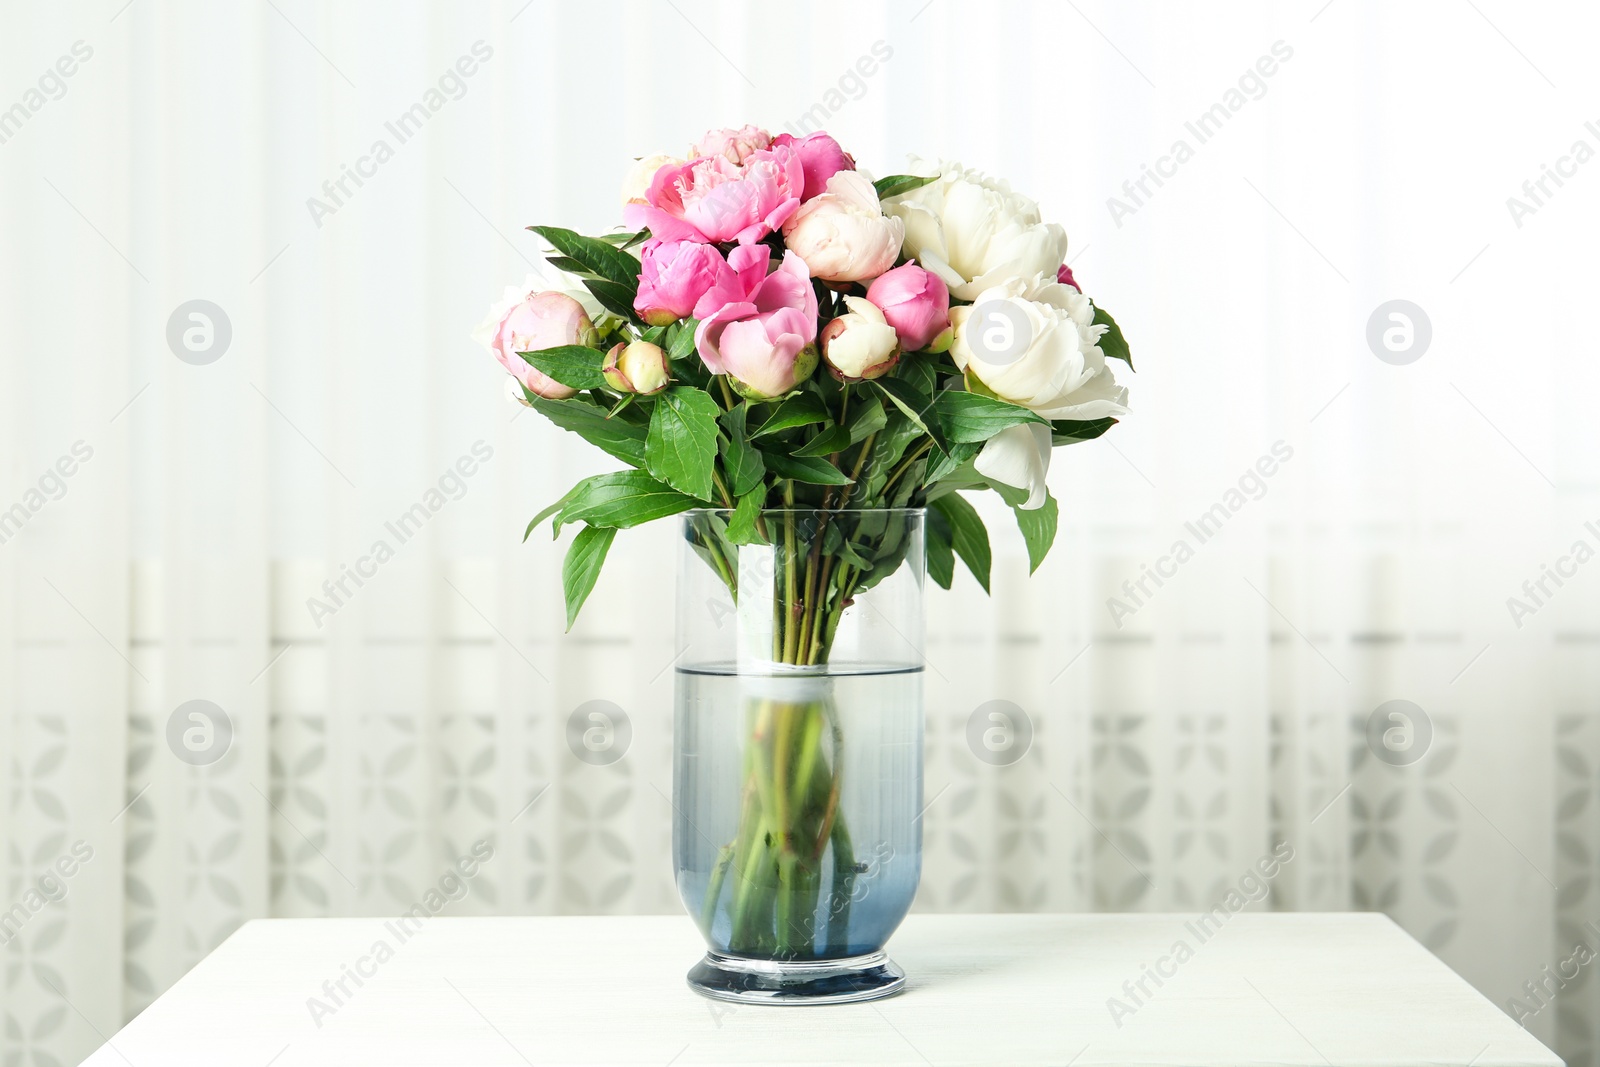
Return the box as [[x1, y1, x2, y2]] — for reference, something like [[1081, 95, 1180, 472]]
[[1057, 262, 1079, 290], [623, 145, 805, 246], [693, 244, 819, 398], [689, 125, 772, 165], [472, 282, 596, 400], [865, 262, 951, 352], [772, 132, 855, 200], [634, 239, 729, 326]]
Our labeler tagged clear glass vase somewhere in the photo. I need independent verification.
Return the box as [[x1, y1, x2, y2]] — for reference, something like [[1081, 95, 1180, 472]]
[[673, 508, 925, 1004]]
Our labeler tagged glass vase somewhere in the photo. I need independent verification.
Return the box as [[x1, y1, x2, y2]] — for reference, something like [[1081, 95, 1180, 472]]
[[673, 508, 925, 1004]]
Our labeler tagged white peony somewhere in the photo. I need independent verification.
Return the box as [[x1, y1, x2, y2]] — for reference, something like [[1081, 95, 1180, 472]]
[[620, 152, 683, 205], [949, 275, 1128, 421], [883, 157, 1070, 301], [781, 171, 904, 283], [950, 275, 1129, 510]]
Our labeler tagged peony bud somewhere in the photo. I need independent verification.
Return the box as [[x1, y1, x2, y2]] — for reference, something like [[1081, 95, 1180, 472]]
[[820, 297, 901, 382], [865, 262, 951, 352], [1056, 262, 1079, 290], [473, 283, 597, 400], [603, 341, 670, 395]]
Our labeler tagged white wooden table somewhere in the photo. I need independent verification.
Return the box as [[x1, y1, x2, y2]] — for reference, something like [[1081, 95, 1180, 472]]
[[84, 913, 1559, 1066]]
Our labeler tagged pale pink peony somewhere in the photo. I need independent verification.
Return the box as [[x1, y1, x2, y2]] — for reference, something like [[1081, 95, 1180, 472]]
[[689, 125, 772, 165], [781, 171, 903, 283], [693, 244, 819, 398]]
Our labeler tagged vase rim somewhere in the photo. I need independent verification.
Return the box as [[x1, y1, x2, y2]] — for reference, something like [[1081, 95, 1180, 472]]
[[685, 507, 927, 517]]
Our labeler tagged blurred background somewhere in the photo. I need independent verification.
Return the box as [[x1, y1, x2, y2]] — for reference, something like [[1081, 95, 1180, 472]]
[[3, 0, 1598, 1063]]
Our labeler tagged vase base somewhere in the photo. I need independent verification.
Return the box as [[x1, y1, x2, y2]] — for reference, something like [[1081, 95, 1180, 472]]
[[686, 950, 906, 1005]]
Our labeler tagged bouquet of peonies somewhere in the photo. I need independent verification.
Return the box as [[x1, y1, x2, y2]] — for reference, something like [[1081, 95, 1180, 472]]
[[478, 125, 1132, 964], [477, 124, 1133, 638]]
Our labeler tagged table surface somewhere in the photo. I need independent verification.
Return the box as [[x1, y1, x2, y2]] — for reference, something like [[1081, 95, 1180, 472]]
[[84, 913, 1559, 1067]]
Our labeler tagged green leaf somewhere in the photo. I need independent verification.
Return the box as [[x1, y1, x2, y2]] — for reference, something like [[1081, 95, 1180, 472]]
[[1052, 417, 1118, 445], [666, 319, 699, 361], [751, 393, 829, 437], [874, 173, 939, 200], [595, 229, 648, 248], [717, 405, 766, 497], [1013, 493, 1059, 574], [727, 489, 765, 545], [844, 392, 887, 445], [645, 387, 721, 502], [559, 470, 699, 529], [793, 423, 851, 458], [896, 357, 938, 398], [583, 277, 639, 321], [531, 397, 647, 467], [933, 390, 1047, 444], [529, 226, 641, 290], [523, 345, 607, 390], [872, 377, 947, 454], [923, 441, 981, 484], [929, 492, 991, 593], [561, 525, 617, 630], [761, 452, 853, 486], [543, 255, 592, 276], [524, 485, 578, 542], [926, 507, 955, 590], [1093, 305, 1133, 368]]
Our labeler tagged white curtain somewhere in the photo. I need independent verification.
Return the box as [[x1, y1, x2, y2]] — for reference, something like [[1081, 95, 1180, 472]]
[[3, 1, 1596, 1064]]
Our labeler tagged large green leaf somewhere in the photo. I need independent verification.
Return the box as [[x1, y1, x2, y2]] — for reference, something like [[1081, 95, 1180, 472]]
[[793, 423, 851, 458], [751, 393, 830, 437], [925, 508, 955, 590], [873, 173, 939, 200], [531, 397, 647, 468], [761, 452, 853, 486], [933, 390, 1047, 444], [646, 387, 720, 502], [717, 405, 766, 497], [582, 277, 639, 321], [726, 489, 765, 545], [1013, 493, 1059, 575], [524, 484, 579, 542], [561, 525, 617, 630], [844, 392, 887, 445], [665, 318, 699, 361], [1052, 417, 1118, 445], [523, 345, 607, 390], [923, 441, 981, 484], [529, 225, 641, 290], [929, 492, 991, 593], [1093, 305, 1133, 368], [559, 470, 699, 529], [872, 377, 947, 454]]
